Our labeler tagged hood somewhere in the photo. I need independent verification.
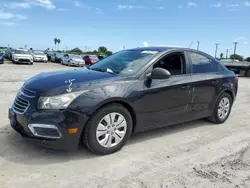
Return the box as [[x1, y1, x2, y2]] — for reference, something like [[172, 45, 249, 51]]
[[34, 54, 47, 58], [71, 58, 83, 62], [14, 54, 32, 58], [23, 69, 121, 95]]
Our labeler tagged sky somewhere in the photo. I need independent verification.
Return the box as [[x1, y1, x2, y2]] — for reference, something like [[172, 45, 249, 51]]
[[0, 0, 250, 57]]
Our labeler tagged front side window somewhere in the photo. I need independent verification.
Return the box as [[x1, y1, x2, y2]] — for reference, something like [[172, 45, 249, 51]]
[[153, 52, 185, 75], [89, 50, 160, 75], [189, 52, 220, 73]]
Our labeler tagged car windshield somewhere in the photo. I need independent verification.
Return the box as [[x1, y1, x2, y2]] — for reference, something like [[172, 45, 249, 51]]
[[70, 55, 82, 59], [89, 50, 159, 75], [34, 51, 45, 55], [15, 50, 29, 54]]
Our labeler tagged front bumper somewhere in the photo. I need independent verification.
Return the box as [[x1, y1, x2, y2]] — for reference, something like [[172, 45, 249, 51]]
[[34, 58, 48, 62], [8, 107, 89, 151], [14, 58, 33, 64]]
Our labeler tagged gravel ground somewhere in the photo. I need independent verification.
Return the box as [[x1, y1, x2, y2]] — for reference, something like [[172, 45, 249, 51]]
[[0, 61, 250, 188]]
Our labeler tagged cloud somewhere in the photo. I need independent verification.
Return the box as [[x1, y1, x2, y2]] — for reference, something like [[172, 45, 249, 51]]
[[187, 2, 197, 8], [211, 2, 222, 8], [4, 2, 31, 9], [5, 0, 56, 10], [95, 8, 102, 14], [143, 41, 149, 47], [74, 0, 90, 9], [118, 5, 144, 10], [57, 8, 69, 11], [30, 0, 56, 10], [0, 22, 17, 26], [0, 10, 27, 20], [178, 5, 183, 9], [245, 1, 250, 6], [157, 6, 164, 10], [226, 4, 240, 8]]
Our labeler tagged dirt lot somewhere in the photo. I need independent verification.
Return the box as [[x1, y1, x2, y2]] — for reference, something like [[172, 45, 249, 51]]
[[0, 61, 250, 188]]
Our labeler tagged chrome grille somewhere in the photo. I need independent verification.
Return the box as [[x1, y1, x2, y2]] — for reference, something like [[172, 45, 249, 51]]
[[13, 96, 30, 114]]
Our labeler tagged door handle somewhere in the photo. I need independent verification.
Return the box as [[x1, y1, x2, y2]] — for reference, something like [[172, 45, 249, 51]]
[[181, 85, 190, 89], [212, 80, 219, 85]]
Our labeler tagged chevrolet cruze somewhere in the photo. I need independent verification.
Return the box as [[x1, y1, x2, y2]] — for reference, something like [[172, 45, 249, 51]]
[[9, 47, 238, 154]]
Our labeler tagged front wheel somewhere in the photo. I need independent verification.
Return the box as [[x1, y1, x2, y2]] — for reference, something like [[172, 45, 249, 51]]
[[208, 92, 232, 124], [83, 104, 132, 155]]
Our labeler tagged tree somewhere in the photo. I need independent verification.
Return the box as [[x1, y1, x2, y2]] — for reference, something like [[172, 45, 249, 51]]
[[57, 39, 61, 50], [220, 53, 224, 59], [245, 57, 250, 62], [98, 46, 108, 53], [106, 51, 113, 56], [230, 54, 243, 61], [70, 48, 82, 54], [54, 38, 58, 50]]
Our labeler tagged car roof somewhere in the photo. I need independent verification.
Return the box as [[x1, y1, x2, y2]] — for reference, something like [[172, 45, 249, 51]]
[[128, 46, 191, 52]]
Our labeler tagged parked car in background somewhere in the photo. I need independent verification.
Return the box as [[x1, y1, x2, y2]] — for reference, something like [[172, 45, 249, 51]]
[[46, 51, 55, 61], [61, 54, 85, 66], [51, 52, 65, 63], [82, 54, 99, 66], [8, 47, 238, 154], [12, 49, 33, 65], [5, 48, 15, 60], [32, 50, 48, 63], [0, 51, 4, 64], [98, 55, 106, 60]]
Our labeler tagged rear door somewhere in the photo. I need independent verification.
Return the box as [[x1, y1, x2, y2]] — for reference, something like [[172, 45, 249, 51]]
[[187, 51, 224, 117]]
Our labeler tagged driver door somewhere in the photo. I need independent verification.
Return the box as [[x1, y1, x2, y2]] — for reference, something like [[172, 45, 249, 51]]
[[135, 51, 193, 130]]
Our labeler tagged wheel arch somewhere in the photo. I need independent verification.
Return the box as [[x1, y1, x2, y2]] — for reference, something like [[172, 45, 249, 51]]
[[91, 98, 137, 133]]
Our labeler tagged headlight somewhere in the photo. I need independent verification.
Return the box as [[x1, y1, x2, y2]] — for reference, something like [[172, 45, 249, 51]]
[[37, 91, 87, 109]]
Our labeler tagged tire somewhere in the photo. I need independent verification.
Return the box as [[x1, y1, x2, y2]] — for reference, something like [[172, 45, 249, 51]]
[[83, 104, 133, 155], [208, 92, 232, 124]]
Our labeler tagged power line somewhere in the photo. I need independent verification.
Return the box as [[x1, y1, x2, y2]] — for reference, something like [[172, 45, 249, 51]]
[[215, 43, 219, 58], [233, 42, 239, 55]]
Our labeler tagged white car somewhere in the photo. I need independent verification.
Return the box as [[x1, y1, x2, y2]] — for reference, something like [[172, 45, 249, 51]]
[[61, 54, 85, 67], [12, 49, 33, 65], [32, 51, 48, 63]]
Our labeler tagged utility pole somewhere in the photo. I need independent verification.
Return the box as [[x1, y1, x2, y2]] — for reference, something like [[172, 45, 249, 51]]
[[215, 43, 219, 58], [233, 42, 238, 55], [226, 49, 229, 59], [197, 41, 200, 51]]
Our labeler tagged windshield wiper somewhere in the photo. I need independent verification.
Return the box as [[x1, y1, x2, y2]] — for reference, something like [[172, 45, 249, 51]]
[[90, 68, 117, 75]]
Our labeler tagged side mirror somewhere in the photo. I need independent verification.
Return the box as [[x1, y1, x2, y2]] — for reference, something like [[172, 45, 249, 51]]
[[150, 68, 171, 80]]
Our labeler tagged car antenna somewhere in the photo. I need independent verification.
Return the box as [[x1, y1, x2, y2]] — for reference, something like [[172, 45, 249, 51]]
[[188, 41, 193, 49]]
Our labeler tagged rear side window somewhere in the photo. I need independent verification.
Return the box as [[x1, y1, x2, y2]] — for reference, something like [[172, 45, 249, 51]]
[[189, 52, 221, 73]]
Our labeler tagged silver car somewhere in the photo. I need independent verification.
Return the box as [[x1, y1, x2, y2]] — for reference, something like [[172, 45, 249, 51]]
[[32, 51, 48, 63], [61, 54, 85, 67], [12, 49, 33, 65]]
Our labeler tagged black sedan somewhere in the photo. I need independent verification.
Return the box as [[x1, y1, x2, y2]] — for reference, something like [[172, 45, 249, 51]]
[[9, 47, 238, 154]]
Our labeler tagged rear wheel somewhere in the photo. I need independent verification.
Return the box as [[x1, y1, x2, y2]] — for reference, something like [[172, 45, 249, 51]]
[[208, 92, 232, 124], [83, 104, 132, 155]]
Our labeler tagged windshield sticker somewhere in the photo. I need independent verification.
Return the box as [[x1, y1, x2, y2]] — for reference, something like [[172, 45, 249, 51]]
[[65, 79, 75, 92], [141, 51, 158, 54]]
